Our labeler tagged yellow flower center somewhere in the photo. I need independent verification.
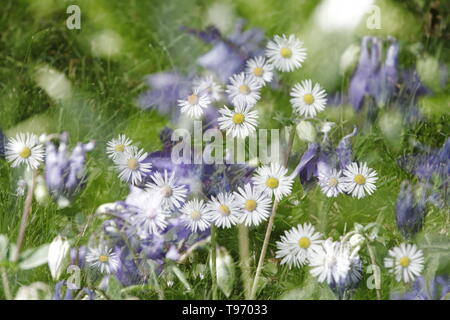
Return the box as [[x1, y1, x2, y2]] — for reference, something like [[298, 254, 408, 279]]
[[99, 255, 109, 263], [19, 147, 31, 159], [127, 158, 139, 170], [328, 177, 338, 187], [298, 237, 311, 249], [190, 210, 201, 220], [161, 185, 173, 197], [244, 199, 257, 212], [399, 256, 410, 267], [232, 113, 245, 124], [187, 94, 199, 105], [253, 67, 263, 77], [115, 144, 125, 152], [218, 204, 230, 216], [354, 174, 366, 185], [280, 47, 292, 58], [238, 84, 250, 95], [303, 93, 314, 105], [265, 177, 279, 189]]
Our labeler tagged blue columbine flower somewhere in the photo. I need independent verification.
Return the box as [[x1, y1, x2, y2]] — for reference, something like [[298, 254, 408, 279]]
[[396, 181, 426, 238], [45, 133, 95, 207], [293, 128, 357, 188], [0, 129, 5, 159], [348, 36, 429, 116], [185, 19, 265, 83], [137, 72, 193, 120]]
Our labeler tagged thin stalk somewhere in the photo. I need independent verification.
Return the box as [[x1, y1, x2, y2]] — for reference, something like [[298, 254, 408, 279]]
[[210, 225, 218, 300], [1, 267, 12, 300], [238, 224, 252, 299], [250, 126, 295, 299], [12, 173, 36, 263]]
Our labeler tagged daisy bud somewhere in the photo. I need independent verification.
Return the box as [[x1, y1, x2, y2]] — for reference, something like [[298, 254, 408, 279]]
[[296, 120, 317, 143], [349, 233, 365, 248], [48, 236, 71, 280]]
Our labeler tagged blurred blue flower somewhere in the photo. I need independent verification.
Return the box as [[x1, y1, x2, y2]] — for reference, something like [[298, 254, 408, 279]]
[[396, 181, 426, 238], [45, 133, 95, 206], [348, 36, 429, 116], [137, 72, 192, 120], [185, 19, 265, 83], [0, 129, 5, 159], [293, 128, 357, 188]]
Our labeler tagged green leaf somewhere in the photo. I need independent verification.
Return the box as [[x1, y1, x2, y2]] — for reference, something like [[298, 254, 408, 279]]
[[106, 276, 123, 300], [18, 244, 50, 270], [171, 266, 192, 292]]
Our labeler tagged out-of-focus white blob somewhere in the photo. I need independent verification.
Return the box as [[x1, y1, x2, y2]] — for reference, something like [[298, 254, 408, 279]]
[[15, 282, 51, 300], [35, 66, 72, 101], [90, 30, 122, 58], [206, 1, 235, 33], [296, 120, 317, 143], [314, 0, 374, 32]]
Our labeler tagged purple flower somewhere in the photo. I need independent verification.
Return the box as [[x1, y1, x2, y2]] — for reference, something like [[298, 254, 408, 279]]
[[186, 20, 265, 83], [391, 276, 450, 300], [137, 72, 192, 120], [0, 130, 5, 159], [70, 245, 87, 269], [45, 133, 95, 205], [335, 127, 358, 170], [348, 37, 429, 115], [396, 181, 426, 238], [348, 37, 375, 111], [293, 128, 357, 189]]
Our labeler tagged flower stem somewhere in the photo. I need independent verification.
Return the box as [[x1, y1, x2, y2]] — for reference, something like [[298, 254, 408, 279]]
[[1, 267, 12, 300], [12, 172, 36, 263], [238, 224, 252, 299], [210, 225, 218, 300], [250, 126, 295, 299]]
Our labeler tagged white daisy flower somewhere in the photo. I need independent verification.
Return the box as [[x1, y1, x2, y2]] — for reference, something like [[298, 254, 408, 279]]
[[290, 80, 327, 118], [245, 56, 273, 85], [226, 72, 261, 107], [265, 34, 307, 72], [342, 162, 378, 199], [193, 75, 223, 102], [128, 190, 170, 237], [234, 183, 272, 227], [218, 104, 259, 139], [106, 134, 133, 161], [253, 162, 294, 201], [146, 170, 188, 210], [181, 198, 211, 233], [86, 245, 120, 274], [5, 133, 45, 169], [384, 243, 424, 283], [115, 146, 152, 185], [206, 192, 242, 229], [276, 223, 323, 268], [178, 88, 211, 118], [318, 169, 345, 197], [308, 239, 352, 285]]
